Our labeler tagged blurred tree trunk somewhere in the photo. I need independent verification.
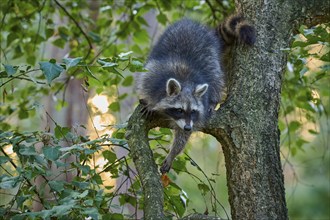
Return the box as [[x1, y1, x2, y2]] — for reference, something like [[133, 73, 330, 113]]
[[32, 1, 99, 211], [126, 0, 330, 219]]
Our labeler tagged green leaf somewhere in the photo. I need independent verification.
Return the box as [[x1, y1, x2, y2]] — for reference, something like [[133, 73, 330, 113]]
[[157, 13, 167, 25], [118, 51, 133, 59], [118, 93, 128, 100], [122, 75, 133, 87], [97, 59, 118, 67], [288, 121, 301, 132], [49, 180, 65, 192], [63, 57, 82, 69], [320, 53, 330, 62], [82, 207, 99, 220], [72, 180, 89, 189], [112, 131, 125, 140], [320, 64, 330, 71], [59, 144, 84, 152], [291, 40, 308, 48], [0, 176, 20, 189], [3, 64, 18, 76], [6, 32, 17, 46], [158, 128, 172, 135], [297, 138, 308, 148], [49, 203, 75, 216], [12, 213, 37, 220], [130, 59, 145, 72], [197, 183, 210, 196], [119, 194, 137, 206], [52, 38, 66, 48], [291, 147, 297, 156], [77, 189, 89, 198], [54, 125, 70, 139], [170, 195, 186, 217], [109, 213, 124, 220], [109, 102, 120, 112], [102, 150, 117, 163], [58, 26, 70, 40], [92, 174, 103, 184], [0, 156, 10, 165], [111, 68, 124, 78], [136, 16, 149, 26], [18, 107, 29, 119], [299, 67, 308, 78], [133, 29, 149, 44], [45, 28, 55, 38], [43, 146, 61, 161], [17, 195, 29, 208], [39, 61, 64, 84], [88, 31, 102, 42], [19, 146, 38, 156], [172, 157, 187, 173], [77, 165, 91, 175], [85, 66, 99, 81], [27, 55, 36, 65], [308, 129, 319, 135]]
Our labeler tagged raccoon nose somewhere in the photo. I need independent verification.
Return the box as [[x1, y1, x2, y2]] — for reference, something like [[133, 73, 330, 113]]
[[184, 124, 192, 131]]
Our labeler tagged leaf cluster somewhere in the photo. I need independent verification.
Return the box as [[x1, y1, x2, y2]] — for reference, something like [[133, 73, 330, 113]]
[[0, 0, 235, 219], [0, 127, 139, 219], [280, 24, 330, 156]]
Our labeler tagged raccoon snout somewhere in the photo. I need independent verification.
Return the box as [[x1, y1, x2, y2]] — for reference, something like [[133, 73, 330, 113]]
[[184, 124, 192, 131]]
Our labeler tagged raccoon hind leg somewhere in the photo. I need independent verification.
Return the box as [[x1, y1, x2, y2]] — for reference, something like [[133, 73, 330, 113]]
[[160, 128, 192, 174]]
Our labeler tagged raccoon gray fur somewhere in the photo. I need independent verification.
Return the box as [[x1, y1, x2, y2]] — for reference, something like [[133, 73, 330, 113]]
[[136, 14, 256, 174]]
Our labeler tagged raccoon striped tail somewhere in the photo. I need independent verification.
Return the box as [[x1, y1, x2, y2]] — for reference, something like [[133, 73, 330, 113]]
[[217, 14, 256, 46]]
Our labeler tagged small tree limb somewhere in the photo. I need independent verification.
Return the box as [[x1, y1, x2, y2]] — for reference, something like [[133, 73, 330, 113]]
[[126, 105, 165, 219]]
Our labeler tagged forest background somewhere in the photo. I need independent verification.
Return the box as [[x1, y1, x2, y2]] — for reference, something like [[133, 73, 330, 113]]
[[0, 0, 329, 219]]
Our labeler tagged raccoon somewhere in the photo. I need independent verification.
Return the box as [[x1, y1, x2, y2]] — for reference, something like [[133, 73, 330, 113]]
[[136, 14, 256, 174]]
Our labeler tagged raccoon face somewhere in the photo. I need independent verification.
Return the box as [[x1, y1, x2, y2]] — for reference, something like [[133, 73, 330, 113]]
[[153, 78, 208, 131]]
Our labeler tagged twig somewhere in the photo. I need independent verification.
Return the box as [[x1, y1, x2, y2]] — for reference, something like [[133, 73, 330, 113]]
[[0, 69, 41, 88], [53, 0, 93, 60], [205, 0, 218, 22]]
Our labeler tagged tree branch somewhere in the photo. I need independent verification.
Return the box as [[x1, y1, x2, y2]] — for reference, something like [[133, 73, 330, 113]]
[[292, 0, 330, 28], [126, 105, 165, 219], [126, 104, 229, 219]]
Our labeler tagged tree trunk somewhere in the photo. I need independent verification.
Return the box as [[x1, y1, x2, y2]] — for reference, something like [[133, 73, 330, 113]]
[[203, 1, 329, 219], [126, 0, 329, 219]]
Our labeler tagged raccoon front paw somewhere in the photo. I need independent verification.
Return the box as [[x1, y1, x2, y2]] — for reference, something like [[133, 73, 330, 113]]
[[160, 158, 172, 174]]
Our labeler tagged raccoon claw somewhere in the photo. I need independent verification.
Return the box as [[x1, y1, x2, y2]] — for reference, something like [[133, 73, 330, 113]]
[[140, 106, 153, 118], [160, 159, 172, 174]]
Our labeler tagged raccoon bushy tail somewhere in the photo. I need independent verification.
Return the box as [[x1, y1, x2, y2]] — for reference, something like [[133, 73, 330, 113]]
[[217, 14, 256, 46]]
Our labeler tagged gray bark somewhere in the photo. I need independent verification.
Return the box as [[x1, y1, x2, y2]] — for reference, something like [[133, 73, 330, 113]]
[[126, 0, 330, 219], [126, 106, 165, 220]]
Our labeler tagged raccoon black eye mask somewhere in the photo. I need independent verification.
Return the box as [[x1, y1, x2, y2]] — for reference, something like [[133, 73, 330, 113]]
[[136, 14, 256, 174]]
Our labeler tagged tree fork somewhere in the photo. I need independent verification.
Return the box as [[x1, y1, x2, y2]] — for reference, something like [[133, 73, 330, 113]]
[[126, 0, 329, 219]]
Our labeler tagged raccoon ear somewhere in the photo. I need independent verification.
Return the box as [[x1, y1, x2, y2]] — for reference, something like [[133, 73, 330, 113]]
[[166, 78, 181, 96], [195, 84, 208, 98]]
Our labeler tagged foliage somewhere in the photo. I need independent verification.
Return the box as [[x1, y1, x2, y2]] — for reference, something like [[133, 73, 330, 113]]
[[0, 0, 235, 219], [0, 129, 133, 219], [280, 23, 330, 220], [280, 24, 330, 156], [0, 0, 329, 219]]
